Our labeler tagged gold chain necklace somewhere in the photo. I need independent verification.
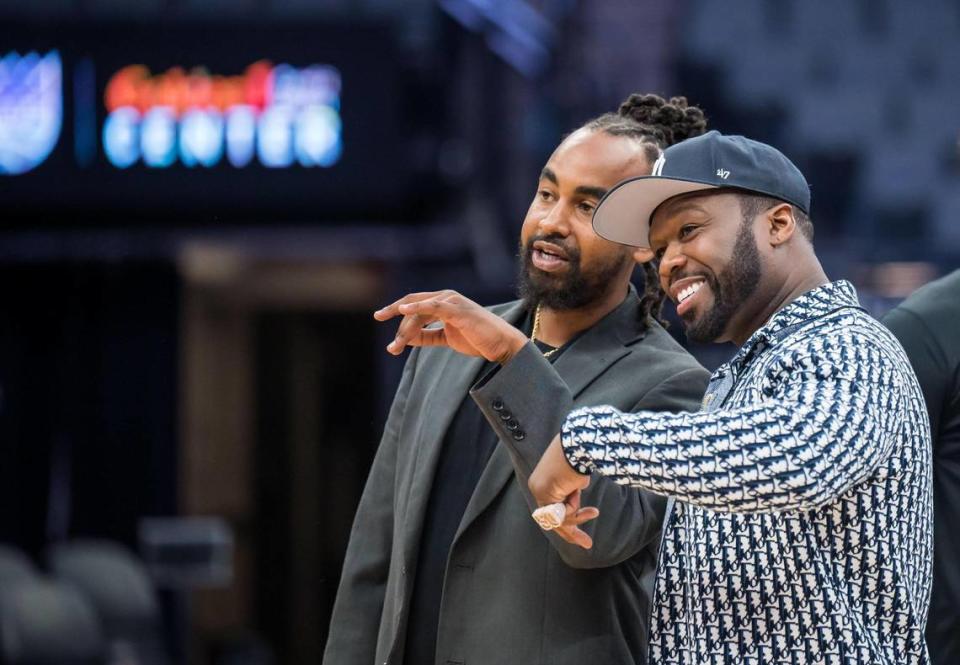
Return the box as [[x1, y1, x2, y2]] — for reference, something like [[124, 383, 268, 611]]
[[531, 304, 559, 358]]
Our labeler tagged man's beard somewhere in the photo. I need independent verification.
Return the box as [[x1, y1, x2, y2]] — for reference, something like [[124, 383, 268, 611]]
[[517, 234, 630, 311], [682, 217, 763, 343]]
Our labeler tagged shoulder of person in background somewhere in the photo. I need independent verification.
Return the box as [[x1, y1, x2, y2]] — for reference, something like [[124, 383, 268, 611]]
[[882, 268, 960, 437]]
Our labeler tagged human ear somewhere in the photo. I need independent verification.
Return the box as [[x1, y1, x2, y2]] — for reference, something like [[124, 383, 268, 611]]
[[768, 204, 796, 247]]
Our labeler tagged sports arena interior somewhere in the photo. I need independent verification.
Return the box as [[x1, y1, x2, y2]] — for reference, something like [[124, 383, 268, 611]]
[[0, 0, 956, 663]]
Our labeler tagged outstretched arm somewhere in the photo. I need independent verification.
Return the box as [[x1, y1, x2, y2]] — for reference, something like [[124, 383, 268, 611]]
[[532, 337, 907, 516], [472, 342, 707, 566]]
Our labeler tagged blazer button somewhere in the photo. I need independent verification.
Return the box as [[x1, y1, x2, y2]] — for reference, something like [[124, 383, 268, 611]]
[[499, 410, 512, 421], [492, 399, 504, 411], [506, 419, 520, 431], [512, 430, 526, 441]]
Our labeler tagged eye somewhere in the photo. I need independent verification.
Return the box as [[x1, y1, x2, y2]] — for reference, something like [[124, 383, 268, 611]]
[[537, 189, 555, 202], [678, 224, 698, 239], [577, 201, 595, 215]]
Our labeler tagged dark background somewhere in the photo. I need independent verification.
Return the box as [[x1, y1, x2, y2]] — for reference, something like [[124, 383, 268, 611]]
[[0, 21, 415, 224]]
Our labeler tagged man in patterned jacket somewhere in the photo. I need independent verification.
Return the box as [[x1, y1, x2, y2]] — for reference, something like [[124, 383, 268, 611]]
[[528, 131, 933, 664]]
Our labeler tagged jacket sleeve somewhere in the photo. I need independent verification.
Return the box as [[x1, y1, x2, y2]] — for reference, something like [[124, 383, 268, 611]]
[[561, 334, 909, 514], [322, 348, 419, 665], [471, 341, 709, 569], [882, 306, 947, 432]]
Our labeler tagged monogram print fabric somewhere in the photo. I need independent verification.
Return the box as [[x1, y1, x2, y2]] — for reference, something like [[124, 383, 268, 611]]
[[562, 281, 932, 664]]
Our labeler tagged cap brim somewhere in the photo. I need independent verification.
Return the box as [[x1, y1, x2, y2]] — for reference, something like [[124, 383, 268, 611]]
[[593, 177, 719, 248]]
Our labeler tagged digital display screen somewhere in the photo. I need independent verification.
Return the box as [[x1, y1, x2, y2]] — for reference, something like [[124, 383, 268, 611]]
[[0, 50, 63, 176], [0, 22, 410, 227], [101, 60, 342, 170]]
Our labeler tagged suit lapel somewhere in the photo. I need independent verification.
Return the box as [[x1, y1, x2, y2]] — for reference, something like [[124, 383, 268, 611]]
[[454, 287, 646, 539], [552, 284, 646, 401], [552, 330, 631, 401], [400, 300, 529, 566], [400, 350, 484, 564], [453, 443, 514, 544]]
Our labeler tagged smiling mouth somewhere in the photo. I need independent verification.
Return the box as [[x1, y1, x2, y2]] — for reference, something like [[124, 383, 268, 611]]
[[677, 280, 704, 305], [673, 278, 709, 318]]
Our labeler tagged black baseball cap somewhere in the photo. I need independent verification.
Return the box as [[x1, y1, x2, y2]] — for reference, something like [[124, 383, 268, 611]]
[[592, 130, 811, 248]]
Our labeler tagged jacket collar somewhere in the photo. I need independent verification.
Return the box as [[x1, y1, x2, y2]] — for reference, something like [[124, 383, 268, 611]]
[[551, 283, 649, 397], [725, 279, 861, 373]]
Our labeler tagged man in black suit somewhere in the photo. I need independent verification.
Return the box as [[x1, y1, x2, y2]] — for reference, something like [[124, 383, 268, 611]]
[[323, 95, 711, 665], [884, 269, 960, 665]]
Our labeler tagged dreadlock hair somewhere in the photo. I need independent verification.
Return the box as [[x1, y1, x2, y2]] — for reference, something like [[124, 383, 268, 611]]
[[580, 94, 708, 329]]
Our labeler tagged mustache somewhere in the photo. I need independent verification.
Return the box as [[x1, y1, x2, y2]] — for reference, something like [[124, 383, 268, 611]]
[[522, 233, 580, 262], [668, 269, 717, 291]]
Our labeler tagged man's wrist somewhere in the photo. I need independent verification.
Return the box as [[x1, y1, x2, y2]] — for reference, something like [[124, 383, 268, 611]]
[[496, 330, 530, 365]]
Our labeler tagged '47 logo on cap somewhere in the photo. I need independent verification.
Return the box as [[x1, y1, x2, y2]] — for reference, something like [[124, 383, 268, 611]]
[[716, 168, 730, 179]]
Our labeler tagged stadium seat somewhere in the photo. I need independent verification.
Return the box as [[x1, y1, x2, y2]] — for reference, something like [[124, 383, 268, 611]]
[[679, 0, 960, 240], [0, 578, 105, 665], [48, 539, 168, 665], [0, 543, 38, 584]]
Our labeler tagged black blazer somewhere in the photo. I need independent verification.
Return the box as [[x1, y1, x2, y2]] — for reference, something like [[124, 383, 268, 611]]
[[323, 288, 710, 665]]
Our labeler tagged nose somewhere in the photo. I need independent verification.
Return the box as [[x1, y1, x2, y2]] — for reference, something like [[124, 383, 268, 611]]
[[537, 200, 571, 237], [658, 242, 686, 286]]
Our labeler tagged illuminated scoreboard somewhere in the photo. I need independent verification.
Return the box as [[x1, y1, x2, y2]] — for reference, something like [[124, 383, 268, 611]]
[[0, 23, 412, 226], [102, 61, 342, 170]]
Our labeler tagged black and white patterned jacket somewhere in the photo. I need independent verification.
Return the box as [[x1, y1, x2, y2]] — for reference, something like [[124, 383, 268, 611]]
[[562, 280, 932, 664]]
